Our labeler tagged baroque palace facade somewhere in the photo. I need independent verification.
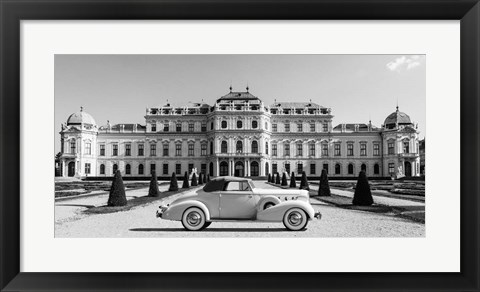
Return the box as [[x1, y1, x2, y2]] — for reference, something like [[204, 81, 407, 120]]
[[58, 88, 421, 179]]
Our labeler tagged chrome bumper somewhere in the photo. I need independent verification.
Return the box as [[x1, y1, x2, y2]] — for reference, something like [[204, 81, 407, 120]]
[[314, 212, 322, 220]]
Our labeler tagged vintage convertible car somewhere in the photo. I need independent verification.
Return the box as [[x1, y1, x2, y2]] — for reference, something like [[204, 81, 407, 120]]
[[156, 176, 321, 231]]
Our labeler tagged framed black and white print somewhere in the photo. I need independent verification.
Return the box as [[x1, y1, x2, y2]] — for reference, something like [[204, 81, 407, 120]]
[[1, 0, 479, 291]]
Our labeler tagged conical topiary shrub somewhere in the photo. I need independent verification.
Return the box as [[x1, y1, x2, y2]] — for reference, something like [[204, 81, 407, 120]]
[[281, 172, 288, 186], [318, 169, 331, 196], [267, 173, 272, 183], [275, 173, 281, 184], [168, 172, 179, 192], [352, 171, 374, 206], [148, 170, 160, 197], [290, 172, 296, 188], [107, 170, 127, 206], [198, 173, 203, 185], [299, 171, 310, 190], [203, 173, 207, 184], [191, 173, 198, 186], [182, 171, 190, 188], [207, 173, 211, 182]]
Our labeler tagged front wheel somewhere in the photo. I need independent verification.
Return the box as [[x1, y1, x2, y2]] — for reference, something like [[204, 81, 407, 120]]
[[283, 208, 308, 231], [182, 207, 207, 231]]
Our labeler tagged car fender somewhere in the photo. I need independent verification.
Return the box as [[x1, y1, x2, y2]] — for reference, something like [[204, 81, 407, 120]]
[[256, 200, 315, 222], [161, 200, 211, 221], [257, 195, 282, 211]]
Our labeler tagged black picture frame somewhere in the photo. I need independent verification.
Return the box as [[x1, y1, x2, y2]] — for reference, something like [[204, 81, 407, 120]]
[[1, 0, 479, 291]]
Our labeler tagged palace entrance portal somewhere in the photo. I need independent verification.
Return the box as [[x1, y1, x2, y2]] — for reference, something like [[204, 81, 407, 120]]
[[234, 161, 244, 177], [67, 161, 75, 177]]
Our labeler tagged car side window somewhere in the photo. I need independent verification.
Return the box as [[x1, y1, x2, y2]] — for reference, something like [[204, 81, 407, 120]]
[[224, 181, 251, 191]]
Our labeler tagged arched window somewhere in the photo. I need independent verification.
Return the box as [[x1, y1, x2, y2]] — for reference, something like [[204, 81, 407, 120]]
[[361, 163, 367, 173], [236, 141, 243, 153], [251, 161, 259, 176], [210, 141, 214, 155], [252, 141, 258, 153], [348, 163, 354, 175], [374, 163, 380, 174], [335, 164, 341, 175], [252, 120, 258, 129], [210, 122, 214, 130], [220, 161, 229, 176], [265, 142, 269, 155], [209, 162, 214, 176], [221, 141, 228, 153], [112, 164, 118, 174], [237, 120, 243, 128], [125, 164, 131, 175], [138, 164, 144, 175], [100, 164, 105, 175], [221, 121, 227, 129]]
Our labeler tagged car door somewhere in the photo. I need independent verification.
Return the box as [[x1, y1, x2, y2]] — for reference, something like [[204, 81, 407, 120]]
[[219, 181, 257, 219]]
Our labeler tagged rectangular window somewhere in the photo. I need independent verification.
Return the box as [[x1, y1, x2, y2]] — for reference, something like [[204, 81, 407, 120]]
[[112, 144, 118, 156], [297, 123, 303, 132], [150, 163, 156, 174], [188, 123, 194, 132], [296, 144, 303, 157], [388, 163, 395, 174], [163, 124, 169, 132], [151, 124, 156, 132], [373, 144, 380, 156], [284, 144, 290, 156], [201, 164, 206, 174], [85, 163, 91, 174], [285, 164, 290, 174], [272, 124, 277, 132], [163, 164, 168, 175], [334, 144, 341, 156], [176, 123, 182, 132], [150, 144, 156, 156], [272, 164, 277, 174], [188, 144, 194, 156], [201, 144, 207, 156], [175, 144, 182, 156], [310, 123, 315, 132], [360, 143, 367, 156], [272, 144, 277, 156], [125, 144, 131, 156], [322, 144, 328, 156], [175, 164, 181, 175], [388, 142, 395, 155], [285, 123, 290, 132], [403, 141, 410, 153], [323, 123, 328, 132], [310, 164, 315, 175], [188, 164, 194, 173], [138, 144, 144, 156], [309, 144, 315, 156], [85, 142, 91, 155], [163, 144, 169, 157], [201, 123, 206, 132], [323, 164, 328, 174], [70, 141, 76, 154], [99, 144, 105, 156], [347, 143, 354, 156], [297, 163, 303, 174]]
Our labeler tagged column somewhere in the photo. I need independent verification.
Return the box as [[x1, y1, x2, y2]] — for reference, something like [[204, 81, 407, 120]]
[[62, 160, 66, 177], [245, 159, 249, 177], [260, 159, 265, 176], [216, 159, 219, 176]]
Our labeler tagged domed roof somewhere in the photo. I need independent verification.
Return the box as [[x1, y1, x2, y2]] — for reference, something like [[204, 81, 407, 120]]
[[67, 107, 96, 125], [384, 107, 412, 126]]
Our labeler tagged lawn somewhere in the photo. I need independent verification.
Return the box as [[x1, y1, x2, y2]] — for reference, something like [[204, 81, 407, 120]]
[[55, 181, 168, 198]]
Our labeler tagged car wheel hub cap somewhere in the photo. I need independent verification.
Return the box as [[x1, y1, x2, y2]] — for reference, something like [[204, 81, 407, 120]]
[[288, 212, 302, 226], [187, 212, 201, 226]]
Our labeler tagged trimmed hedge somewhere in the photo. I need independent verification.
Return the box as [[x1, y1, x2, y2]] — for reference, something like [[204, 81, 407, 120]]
[[182, 172, 190, 189], [352, 171, 374, 206], [318, 169, 331, 196], [289, 172, 296, 188], [107, 170, 127, 206], [148, 171, 160, 197], [168, 172, 179, 192]]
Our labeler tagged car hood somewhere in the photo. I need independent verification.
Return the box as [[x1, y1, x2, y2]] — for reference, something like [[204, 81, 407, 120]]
[[253, 188, 309, 198]]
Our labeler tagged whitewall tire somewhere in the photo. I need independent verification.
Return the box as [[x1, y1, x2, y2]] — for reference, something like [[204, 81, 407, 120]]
[[181, 207, 207, 231], [283, 208, 308, 231]]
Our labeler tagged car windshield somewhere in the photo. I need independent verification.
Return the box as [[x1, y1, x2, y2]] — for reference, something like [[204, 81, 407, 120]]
[[249, 181, 256, 189]]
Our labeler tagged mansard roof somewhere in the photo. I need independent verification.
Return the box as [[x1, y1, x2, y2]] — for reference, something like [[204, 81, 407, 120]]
[[98, 123, 146, 131], [270, 102, 321, 108], [217, 91, 260, 102], [333, 123, 378, 132]]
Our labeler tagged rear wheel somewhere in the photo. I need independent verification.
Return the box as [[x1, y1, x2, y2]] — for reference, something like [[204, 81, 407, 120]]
[[181, 207, 207, 231], [264, 202, 275, 210], [283, 208, 308, 231]]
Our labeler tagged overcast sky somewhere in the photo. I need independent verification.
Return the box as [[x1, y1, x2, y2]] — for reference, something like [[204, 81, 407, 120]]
[[55, 54, 425, 153]]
